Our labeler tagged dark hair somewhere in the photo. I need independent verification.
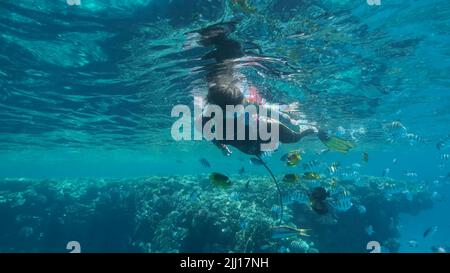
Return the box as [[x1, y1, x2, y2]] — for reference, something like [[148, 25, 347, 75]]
[[206, 84, 244, 109], [197, 22, 237, 46]]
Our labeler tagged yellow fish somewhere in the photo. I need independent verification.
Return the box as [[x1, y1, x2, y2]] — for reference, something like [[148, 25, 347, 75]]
[[318, 131, 355, 153], [326, 177, 339, 187], [283, 173, 300, 183], [302, 172, 321, 180], [209, 172, 232, 188], [271, 226, 311, 239], [281, 150, 302, 167]]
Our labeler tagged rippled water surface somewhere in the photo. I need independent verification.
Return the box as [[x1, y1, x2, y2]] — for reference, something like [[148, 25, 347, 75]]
[[0, 0, 449, 253]]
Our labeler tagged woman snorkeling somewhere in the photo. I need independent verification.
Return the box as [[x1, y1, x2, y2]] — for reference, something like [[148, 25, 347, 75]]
[[188, 21, 354, 156]]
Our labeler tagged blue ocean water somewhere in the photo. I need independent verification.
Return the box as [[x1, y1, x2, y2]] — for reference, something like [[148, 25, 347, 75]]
[[0, 0, 449, 253]]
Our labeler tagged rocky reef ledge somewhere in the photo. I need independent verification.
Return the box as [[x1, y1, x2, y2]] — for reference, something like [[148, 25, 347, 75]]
[[0, 175, 435, 253]]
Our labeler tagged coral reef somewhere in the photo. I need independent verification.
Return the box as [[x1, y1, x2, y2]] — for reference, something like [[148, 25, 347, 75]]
[[0, 174, 435, 253]]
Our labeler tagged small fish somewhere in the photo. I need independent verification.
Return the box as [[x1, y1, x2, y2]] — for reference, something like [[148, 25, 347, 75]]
[[282, 194, 293, 205], [423, 226, 438, 238], [199, 158, 211, 168], [327, 185, 343, 197], [356, 204, 367, 214], [362, 152, 369, 163], [187, 190, 200, 202], [403, 190, 413, 201], [259, 244, 273, 251], [270, 205, 282, 218], [209, 172, 232, 188], [389, 121, 407, 131], [404, 171, 418, 178], [332, 198, 353, 212], [386, 122, 407, 143], [281, 150, 302, 167], [325, 177, 339, 188], [286, 191, 309, 205], [229, 192, 240, 201], [441, 154, 450, 161], [271, 226, 310, 239], [290, 240, 310, 252], [437, 134, 450, 150], [302, 172, 321, 180], [431, 246, 447, 253], [365, 225, 375, 236], [303, 160, 321, 170], [245, 180, 250, 189], [382, 182, 404, 195], [341, 170, 360, 181], [316, 148, 330, 155], [392, 158, 398, 164], [328, 162, 339, 175], [382, 168, 390, 177], [331, 191, 353, 212], [408, 240, 418, 248], [406, 133, 426, 144], [283, 173, 300, 183], [431, 191, 440, 200], [231, 0, 257, 13], [261, 151, 273, 159], [286, 152, 302, 166], [238, 167, 245, 175], [250, 157, 264, 166]]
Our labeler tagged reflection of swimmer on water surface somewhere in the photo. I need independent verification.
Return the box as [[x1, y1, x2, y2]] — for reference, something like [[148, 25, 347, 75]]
[[190, 21, 354, 156]]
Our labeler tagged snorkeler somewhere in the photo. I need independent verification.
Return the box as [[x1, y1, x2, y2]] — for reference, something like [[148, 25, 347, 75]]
[[189, 21, 353, 156]]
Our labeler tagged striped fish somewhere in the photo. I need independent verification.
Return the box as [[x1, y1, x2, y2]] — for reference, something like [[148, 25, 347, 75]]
[[283, 191, 309, 205], [389, 121, 407, 130], [328, 162, 340, 175], [303, 160, 322, 171], [437, 134, 450, 150], [383, 182, 405, 195], [406, 133, 427, 144], [404, 171, 418, 178], [330, 191, 353, 212]]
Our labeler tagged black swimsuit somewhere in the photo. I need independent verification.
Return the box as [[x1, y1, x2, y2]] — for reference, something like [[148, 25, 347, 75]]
[[196, 22, 315, 155]]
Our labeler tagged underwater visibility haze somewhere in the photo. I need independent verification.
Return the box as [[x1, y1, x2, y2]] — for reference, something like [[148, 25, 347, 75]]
[[1, 0, 450, 253]]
